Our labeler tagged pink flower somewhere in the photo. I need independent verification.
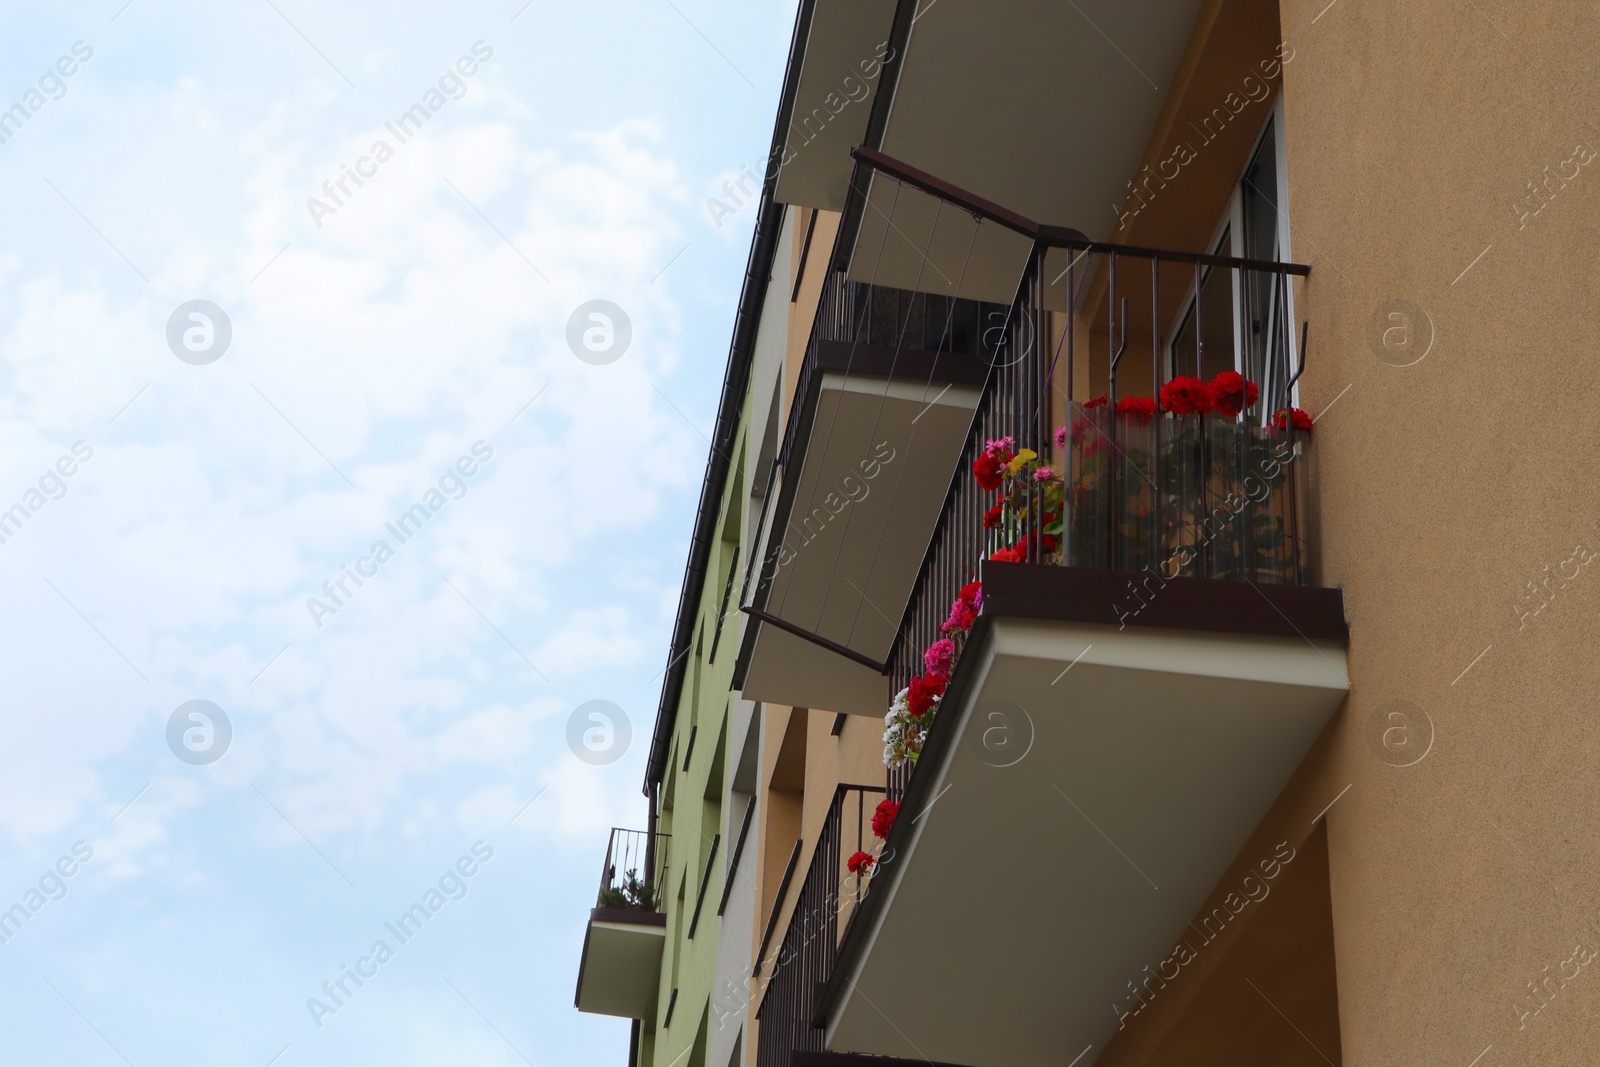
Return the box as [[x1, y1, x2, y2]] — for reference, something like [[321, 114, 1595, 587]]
[[983, 436, 1015, 459], [923, 638, 956, 680], [940, 599, 972, 633], [1032, 465, 1056, 482], [940, 579, 984, 633], [1052, 425, 1067, 450]]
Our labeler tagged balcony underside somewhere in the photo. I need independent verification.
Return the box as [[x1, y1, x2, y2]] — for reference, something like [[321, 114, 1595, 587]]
[[574, 908, 666, 1019], [822, 566, 1348, 1065], [741, 344, 983, 716], [773, 0, 899, 211], [844, 0, 1206, 306]]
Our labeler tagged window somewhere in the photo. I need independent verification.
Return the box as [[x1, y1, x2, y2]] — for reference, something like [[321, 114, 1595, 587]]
[[1168, 110, 1295, 418]]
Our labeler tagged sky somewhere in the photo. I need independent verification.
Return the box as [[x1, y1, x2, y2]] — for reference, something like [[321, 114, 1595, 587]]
[[0, 1, 793, 1063]]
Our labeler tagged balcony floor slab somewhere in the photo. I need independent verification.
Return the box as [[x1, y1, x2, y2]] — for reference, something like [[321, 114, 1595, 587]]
[[824, 602, 1348, 1065]]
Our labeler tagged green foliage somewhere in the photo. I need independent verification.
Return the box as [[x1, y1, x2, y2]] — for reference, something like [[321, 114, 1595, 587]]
[[598, 868, 657, 910]]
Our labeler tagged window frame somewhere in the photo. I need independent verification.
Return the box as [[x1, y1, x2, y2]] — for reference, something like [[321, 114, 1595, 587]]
[[1163, 98, 1298, 417]]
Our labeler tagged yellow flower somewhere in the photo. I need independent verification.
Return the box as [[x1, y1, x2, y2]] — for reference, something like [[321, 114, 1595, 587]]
[[1006, 449, 1037, 474]]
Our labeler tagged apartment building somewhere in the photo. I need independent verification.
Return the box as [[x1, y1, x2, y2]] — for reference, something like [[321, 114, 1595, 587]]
[[580, 0, 1600, 1064]]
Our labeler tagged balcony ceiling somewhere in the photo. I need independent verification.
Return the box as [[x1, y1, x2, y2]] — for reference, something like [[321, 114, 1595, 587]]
[[742, 366, 982, 716], [847, 0, 1207, 305], [574, 910, 666, 1019], [825, 613, 1348, 1066], [774, 0, 900, 211]]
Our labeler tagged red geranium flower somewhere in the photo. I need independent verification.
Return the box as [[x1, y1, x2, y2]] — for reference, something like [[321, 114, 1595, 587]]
[[1159, 376, 1214, 416], [958, 580, 983, 605], [907, 674, 946, 718], [1272, 407, 1314, 433], [1208, 371, 1259, 418], [1116, 396, 1158, 425], [1041, 532, 1059, 553], [982, 503, 1003, 529], [973, 452, 1006, 492], [871, 799, 899, 839], [1084, 395, 1109, 410], [847, 850, 875, 875]]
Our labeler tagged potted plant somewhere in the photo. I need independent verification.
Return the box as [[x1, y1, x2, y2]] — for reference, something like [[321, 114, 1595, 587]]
[[597, 868, 657, 910]]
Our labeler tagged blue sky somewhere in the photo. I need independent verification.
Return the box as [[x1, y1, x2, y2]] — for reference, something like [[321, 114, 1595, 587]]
[[0, 1, 792, 1063]]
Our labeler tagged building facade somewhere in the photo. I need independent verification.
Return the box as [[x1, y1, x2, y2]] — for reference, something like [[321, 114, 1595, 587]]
[[580, 1, 1600, 1065]]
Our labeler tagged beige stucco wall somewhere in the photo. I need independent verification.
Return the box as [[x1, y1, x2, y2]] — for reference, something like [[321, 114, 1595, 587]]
[[1278, 1, 1600, 1063], [1097, 0, 1600, 1063]]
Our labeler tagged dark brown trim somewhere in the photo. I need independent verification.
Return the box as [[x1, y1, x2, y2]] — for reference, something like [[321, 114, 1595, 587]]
[[707, 543, 740, 664], [851, 146, 1041, 238], [829, 713, 847, 736], [791, 1054, 979, 1067], [791, 208, 819, 303], [663, 987, 678, 1028], [1037, 225, 1314, 275], [741, 607, 888, 674], [813, 339, 989, 385], [717, 796, 757, 917], [682, 724, 698, 772], [687, 833, 720, 939], [848, 147, 1311, 276], [588, 907, 668, 928], [978, 561, 1349, 641], [833, 0, 918, 272], [646, 0, 825, 794], [573, 914, 593, 1009], [753, 837, 804, 978]]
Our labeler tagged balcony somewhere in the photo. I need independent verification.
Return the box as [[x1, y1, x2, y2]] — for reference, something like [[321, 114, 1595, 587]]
[[756, 154, 1350, 1067], [754, 785, 883, 1067], [736, 269, 998, 717], [574, 828, 669, 1020]]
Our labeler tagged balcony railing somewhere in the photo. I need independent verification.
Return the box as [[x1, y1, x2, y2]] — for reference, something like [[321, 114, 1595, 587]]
[[754, 784, 884, 1067], [596, 827, 669, 914], [850, 148, 1314, 702], [775, 270, 1005, 478]]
